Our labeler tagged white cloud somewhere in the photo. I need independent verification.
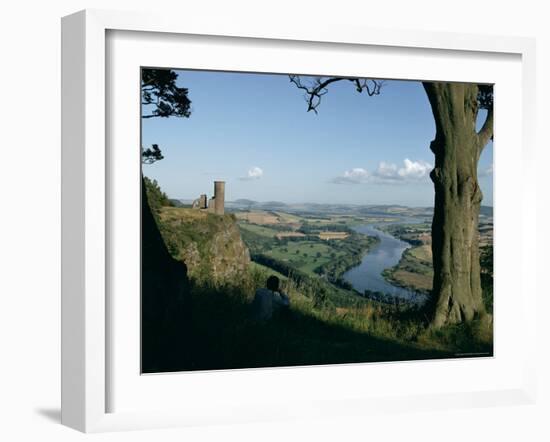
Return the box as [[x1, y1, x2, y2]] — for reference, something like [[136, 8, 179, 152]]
[[397, 158, 432, 180], [331, 167, 370, 184], [240, 166, 264, 181], [375, 161, 399, 180], [332, 159, 433, 185]]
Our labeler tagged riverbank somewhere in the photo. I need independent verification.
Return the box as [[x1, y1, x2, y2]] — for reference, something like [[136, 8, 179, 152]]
[[342, 220, 427, 302], [378, 221, 493, 314], [382, 245, 433, 295]]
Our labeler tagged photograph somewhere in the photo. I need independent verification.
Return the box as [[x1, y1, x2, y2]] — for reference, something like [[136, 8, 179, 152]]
[[140, 67, 494, 373], [1, 0, 545, 438]]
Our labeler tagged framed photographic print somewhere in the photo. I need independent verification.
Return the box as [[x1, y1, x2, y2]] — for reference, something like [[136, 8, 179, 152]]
[[61, 9, 537, 432], [140, 68, 495, 374]]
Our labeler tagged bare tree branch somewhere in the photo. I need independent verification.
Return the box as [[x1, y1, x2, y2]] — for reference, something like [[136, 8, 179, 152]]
[[477, 105, 493, 150], [289, 75, 384, 113]]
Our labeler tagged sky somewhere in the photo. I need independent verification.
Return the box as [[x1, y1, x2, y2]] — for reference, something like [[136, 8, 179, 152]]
[[142, 70, 493, 207]]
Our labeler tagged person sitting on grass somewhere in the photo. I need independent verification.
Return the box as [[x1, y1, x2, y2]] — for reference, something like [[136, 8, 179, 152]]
[[252, 275, 290, 321]]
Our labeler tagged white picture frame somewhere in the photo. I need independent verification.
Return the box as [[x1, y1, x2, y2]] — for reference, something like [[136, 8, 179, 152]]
[[61, 9, 537, 433]]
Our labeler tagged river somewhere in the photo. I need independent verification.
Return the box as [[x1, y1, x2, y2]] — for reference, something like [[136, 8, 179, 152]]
[[342, 218, 428, 303]]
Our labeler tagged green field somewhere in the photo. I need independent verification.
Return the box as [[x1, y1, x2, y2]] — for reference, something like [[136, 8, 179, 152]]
[[266, 241, 347, 275], [238, 222, 281, 238], [273, 211, 303, 224]]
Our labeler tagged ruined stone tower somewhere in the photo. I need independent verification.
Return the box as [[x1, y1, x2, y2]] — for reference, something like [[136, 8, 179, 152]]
[[214, 181, 225, 215], [192, 182, 225, 215], [199, 194, 207, 209]]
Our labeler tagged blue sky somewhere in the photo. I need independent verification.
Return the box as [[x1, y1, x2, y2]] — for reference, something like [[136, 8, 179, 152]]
[[142, 70, 493, 207]]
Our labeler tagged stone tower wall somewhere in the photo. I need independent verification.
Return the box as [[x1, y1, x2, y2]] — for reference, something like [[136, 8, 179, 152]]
[[214, 181, 225, 215]]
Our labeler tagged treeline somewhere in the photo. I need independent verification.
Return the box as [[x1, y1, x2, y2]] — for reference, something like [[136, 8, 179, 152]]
[[144, 176, 173, 220], [298, 222, 352, 235]]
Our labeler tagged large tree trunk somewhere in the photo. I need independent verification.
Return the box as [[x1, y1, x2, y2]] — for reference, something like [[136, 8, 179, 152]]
[[423, 82, 492, 328]]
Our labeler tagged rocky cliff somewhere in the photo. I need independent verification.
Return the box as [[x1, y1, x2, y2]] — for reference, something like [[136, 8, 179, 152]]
[[158, 207, 251, 285]]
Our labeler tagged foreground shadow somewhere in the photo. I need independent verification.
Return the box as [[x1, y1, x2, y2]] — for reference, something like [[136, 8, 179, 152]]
[[142, 281, 462, 374], [141, 176, 192, 373]]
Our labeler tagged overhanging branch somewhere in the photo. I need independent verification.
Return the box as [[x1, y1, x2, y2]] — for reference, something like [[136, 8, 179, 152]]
[[477, 105, 494, 150], [289, 75, 384, 113]]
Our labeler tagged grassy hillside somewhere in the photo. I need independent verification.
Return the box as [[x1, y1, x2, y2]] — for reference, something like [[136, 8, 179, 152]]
[[153, 263, 493, 372]]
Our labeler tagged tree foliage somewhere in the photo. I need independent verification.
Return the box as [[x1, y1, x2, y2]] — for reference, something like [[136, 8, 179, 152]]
[[141, 68, 192, 164], [142, 69, 192, 119], [141, 143, 164, 165], [144, 176, 172, 219], [477, 84, 494, 110]]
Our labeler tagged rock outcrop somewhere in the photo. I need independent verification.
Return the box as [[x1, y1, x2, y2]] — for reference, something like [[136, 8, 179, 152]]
[[158, 207, 251, 285]]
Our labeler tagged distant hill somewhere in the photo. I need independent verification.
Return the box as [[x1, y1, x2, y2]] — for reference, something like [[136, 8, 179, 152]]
[[183, 198, 492, 218], [231, 198, 257, 206], [480, 205, 493, 217], [227, 199, 288, 209], [259, 201, 287, 208], [168, 199, 188, 208], [227, 200, 434, 217]]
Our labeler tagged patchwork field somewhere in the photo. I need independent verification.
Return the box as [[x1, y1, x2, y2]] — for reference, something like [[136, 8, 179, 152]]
[[235, 209, 380, 293], [273, 211, 303, 224], [319, 231, 349, 240], [237, 222, 281, 238], [235, 211, 281, 225], [234, 210, 300, 228], [275, 231, 306, 239], [383, 245, 434, 294], [408, 244, 432, 263], [237, 208, 492, 302]]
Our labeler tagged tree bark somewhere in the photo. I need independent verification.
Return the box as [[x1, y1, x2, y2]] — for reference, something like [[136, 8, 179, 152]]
[[423, 82, 491, 328]]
